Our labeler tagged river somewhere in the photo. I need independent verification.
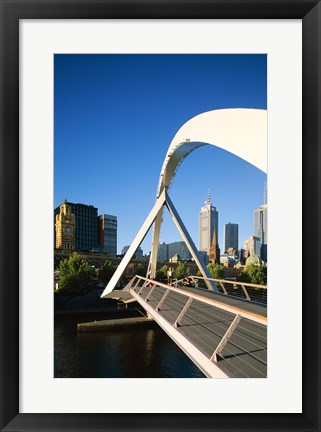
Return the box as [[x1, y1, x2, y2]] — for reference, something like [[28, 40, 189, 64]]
[[54, 313, 205, 378]]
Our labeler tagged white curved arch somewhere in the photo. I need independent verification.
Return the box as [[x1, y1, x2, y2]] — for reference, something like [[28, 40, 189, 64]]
[[102, 108, 267, 296], [157, 108, 267, 198], [148, 108, 267, 282]]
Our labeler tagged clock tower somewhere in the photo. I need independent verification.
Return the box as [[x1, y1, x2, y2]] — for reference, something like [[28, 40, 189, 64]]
[[55, 200, 76, 250]]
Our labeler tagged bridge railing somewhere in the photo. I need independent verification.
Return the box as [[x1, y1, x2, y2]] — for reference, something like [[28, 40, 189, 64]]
[[173, 276, 267, 305], [128, 275, 267, 326]]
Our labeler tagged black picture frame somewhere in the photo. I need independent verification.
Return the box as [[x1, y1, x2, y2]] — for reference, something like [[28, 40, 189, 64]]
[[0, 1, 320, 431]]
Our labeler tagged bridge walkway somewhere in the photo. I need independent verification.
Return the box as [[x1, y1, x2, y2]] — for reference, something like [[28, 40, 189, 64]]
[[128, 276, 267, 378]]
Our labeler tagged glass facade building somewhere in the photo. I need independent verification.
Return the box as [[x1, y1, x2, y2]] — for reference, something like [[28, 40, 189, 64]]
[[223, 223, 239, 252], [253, 204, 267, 261], [98, 214, 117, 256]]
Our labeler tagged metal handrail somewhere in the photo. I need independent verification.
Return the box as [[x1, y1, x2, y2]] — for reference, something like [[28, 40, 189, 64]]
[[127, 276, 267, 326], [187, 276, 267, 304], [191, 275, 267, 290]]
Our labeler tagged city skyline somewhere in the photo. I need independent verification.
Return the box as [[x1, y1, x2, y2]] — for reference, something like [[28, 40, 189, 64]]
[[54, 54, 267, 255]]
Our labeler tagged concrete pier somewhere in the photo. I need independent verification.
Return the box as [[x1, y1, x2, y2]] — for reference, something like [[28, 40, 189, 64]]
[[77, 316, 154, 332]]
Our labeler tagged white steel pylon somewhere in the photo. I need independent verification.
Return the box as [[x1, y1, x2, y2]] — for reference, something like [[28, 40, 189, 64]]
[[101, 189, 166, 297], [147, 192, 218, 291], [101, 190, 216, 297], [101, 108, 267, 298]]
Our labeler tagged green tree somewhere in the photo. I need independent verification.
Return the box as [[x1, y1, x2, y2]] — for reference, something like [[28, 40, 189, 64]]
[[135, 262, 147, 277], [98, 259, 115, 285], [173, 262, 188, 280], [246, 264, 267, 285], [195, 269, 208, 288], [236, 269, 251, 283], [207, 263, 224, 279], [237, 264, 267, 285], [58, 253, 97, 294], [156, 264, 168, 280]]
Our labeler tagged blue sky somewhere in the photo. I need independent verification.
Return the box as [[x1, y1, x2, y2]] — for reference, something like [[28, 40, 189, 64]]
[[54, 54, 267, 255]]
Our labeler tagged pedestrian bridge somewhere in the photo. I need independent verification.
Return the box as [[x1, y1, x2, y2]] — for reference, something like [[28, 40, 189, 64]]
[[100, 109, 267, 378], [125, 275, 267, 378]]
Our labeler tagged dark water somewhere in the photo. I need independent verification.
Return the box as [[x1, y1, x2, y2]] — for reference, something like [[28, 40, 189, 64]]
[[54, 314, 205, 378]]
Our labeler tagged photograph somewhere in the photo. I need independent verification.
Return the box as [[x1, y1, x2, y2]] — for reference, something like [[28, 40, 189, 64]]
[[54, 54, 267, 378]]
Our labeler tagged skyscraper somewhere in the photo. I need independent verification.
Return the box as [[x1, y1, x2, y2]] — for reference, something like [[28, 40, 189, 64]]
[[254, 205, 267, 243], [253, 187, 268, 261], [98, 214, 117, 256], [199, 191, 219, 258], [223, 223, 239, 252]]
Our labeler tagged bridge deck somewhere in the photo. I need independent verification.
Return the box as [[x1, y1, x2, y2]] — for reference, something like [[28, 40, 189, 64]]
[[129, 279, 267, 378]]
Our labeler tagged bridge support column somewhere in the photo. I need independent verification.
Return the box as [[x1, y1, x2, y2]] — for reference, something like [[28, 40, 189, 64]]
[[101, 190, 166, 298], [165, 192, 218, 292], [147, 206, 164, 279]]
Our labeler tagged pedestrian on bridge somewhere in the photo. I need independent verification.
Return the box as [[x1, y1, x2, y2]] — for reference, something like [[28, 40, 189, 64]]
[[167, 268, 173, 286]]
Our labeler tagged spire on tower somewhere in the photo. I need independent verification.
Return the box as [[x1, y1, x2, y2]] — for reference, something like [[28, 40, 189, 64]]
[[209, 227, 220, 264], [205, 189, 212, 205], [264, 183, 267, 205]]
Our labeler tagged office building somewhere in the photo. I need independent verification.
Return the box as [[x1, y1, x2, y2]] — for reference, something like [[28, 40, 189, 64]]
[[199, 190, 219, 257], [244, 236, 261, 258], [54, 201, 98, 251], [254, 204, 267, 245], [253, 187, 268, 261], [198, 250, 209, 265], [98, 214, 117, 257], [122, 245, 143, 257], [224, 223, 239, 252], [158, 243, 168, 261], [157, 241, 192, 261], [168, 241, 192, 261], [243, 240, 250, 259]]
